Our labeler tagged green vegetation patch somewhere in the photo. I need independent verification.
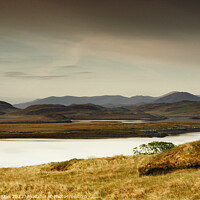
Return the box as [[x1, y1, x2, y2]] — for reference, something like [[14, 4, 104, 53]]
[[138, 140, 200, 176]]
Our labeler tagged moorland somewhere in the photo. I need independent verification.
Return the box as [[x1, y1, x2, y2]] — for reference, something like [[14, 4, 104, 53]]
[[1, 92, 200, 199], [0, 140, 200, 199]]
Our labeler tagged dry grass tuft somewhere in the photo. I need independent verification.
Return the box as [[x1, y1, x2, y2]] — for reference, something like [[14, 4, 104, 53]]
[[138, 140, 200, 176], [48, 159, 83, 171]]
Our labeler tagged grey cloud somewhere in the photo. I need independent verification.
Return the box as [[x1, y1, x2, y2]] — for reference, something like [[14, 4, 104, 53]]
[[73, 71, 92, 74], [59, 65, 80, 69], [0, 58, 29, 64], [5, 72, 27, 77], [0, 59, 15, 64], [0, 55, 56, 64], [4, 71, 68, 80]]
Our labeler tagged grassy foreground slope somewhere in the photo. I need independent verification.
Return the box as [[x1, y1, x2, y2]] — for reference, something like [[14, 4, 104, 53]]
[[138, 140, 200, 176], [1, 142, 200, 199]]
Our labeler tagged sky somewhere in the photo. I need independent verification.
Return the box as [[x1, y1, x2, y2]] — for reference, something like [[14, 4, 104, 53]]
[[1, 0, 200, 103]]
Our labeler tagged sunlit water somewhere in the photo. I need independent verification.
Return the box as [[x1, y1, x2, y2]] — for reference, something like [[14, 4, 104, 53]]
[[0, 132, 200, 168]]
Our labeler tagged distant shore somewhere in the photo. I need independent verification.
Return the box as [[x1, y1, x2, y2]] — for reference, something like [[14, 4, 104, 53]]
[[0, 121, 200, 139], [0, 127, 200, 139], [0, 120, 72, 124]]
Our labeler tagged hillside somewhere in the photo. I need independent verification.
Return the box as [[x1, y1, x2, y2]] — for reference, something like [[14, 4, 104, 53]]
[[12, 103, 157, 120], [0, 101, 18, 114], [3, 100, 200, 122], [154, 92, 200, 103], [127, 101, 200, 117], [15, 104, 103, 115], [0, 141, 200, 199], [14, 95, 157, 109], [4, 100, 200, 122], [138, 140, 200, 176]]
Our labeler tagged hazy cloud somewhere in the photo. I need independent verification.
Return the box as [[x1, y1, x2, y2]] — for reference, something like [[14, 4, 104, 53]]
[[5, 72, 26, 77], [58, 65, 80, 69], [73, 71, 92, 74], [4, 71, 68, 80], [4, 70, 92, 80], [0, 57, 36, 64]]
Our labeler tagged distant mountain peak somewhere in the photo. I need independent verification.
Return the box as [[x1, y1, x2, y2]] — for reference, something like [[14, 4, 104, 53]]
[[159, 91, 179, 98], [155, 92, 200, 104]]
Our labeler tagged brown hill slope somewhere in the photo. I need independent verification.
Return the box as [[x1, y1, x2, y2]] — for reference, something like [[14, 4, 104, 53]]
[[127, 101, 200, 117], [14, 103, 104, 115], [138, 140, 200, 176], [0, 101, 18, 114], [12, 103, 157, 120]]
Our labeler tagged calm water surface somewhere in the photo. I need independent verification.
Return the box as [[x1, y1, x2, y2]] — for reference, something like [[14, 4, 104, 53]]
[[0, 132, 200, 168]]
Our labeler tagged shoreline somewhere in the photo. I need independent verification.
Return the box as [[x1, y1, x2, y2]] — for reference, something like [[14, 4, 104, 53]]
[[0, 121, 200, 139], [0, 128, 200, 139]]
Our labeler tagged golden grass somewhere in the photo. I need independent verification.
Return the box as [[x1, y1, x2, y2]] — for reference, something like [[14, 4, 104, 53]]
[[138, 140, 200, 176], [0, 121, 199, 133], [0, 154, 200, 199]]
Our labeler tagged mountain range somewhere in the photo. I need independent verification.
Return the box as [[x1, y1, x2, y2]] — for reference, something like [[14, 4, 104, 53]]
[[14, 92, 200, 109], [0, 92, 200, 122]]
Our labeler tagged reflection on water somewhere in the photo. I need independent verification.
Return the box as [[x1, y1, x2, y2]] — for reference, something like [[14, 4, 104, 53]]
[[0, 132, 200, 168]]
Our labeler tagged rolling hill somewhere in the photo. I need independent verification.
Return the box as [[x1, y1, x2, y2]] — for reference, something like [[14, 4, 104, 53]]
[[12, 103, 157, 120], [6, 100, 200, 122], [14, 103, 105, 115], [0, 101, 18, 114], [127, 101, 200, 117]]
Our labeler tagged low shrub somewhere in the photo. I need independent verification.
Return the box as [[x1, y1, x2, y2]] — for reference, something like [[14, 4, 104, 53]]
[[133, 141, 175, 155]]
